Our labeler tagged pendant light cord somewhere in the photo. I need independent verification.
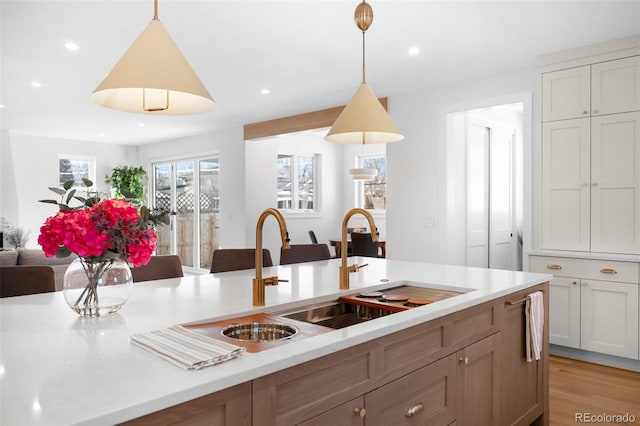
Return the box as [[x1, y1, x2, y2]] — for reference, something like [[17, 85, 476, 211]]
[[361, 30, 367, 84], [153, 0, 159, 20]]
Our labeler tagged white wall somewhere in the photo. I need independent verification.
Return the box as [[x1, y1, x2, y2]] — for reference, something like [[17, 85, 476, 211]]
[[387, 67, 538, 263], [0, 132, 137, 248], [245, 129, 344, 264]]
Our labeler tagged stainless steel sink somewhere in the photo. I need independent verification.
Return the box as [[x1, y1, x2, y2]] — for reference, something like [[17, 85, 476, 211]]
[[279, 301, 394, 329], [221, 322, 298, 342]]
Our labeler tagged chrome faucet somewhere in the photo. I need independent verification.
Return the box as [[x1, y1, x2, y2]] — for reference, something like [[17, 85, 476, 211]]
[[340, 208, 378, 289], [253, 208, 290, 306]]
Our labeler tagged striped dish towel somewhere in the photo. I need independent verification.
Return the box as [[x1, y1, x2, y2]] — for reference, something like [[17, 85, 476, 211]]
[[131, 326, 246, 370]]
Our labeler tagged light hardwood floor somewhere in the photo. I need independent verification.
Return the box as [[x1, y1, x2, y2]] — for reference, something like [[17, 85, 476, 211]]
[[550, 355, 640, 425]]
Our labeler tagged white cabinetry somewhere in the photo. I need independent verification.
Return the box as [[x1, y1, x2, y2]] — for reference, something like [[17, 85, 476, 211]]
[[591, 56, 640, 116], [542, 66, 590, 121], [541, 118, 590, 251], [530, 255, 639, 359], [541, 55, 640, 255], [590, 112, 640, 253]]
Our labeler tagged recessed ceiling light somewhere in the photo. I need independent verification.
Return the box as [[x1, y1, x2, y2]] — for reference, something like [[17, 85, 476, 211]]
[[64, 42, 79, 51], [31, 81, 42, 88], [261, 89, 270, 95], [0, 104, 5, 109], [408, 47, 420, 56], [138, 122, 145, 127], [99, 132, 106, 137]]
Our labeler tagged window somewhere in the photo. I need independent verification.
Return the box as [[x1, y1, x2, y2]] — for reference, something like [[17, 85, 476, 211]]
[[277, 154, 317, 211], [58, 155, 95, 187], [357, 154, 386, 211]]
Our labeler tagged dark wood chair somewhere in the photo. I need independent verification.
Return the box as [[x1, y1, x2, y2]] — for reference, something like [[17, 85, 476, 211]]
[[0, 265, 56, 297], [210, 249, 273, 273], [350, 232, 381, 258], [131, 255, 184, 283], [280, 244, 331, 265]]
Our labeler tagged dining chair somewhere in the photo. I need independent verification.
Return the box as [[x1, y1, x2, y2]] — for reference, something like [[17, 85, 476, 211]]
[[0, 265, 56, 297], [350, 232, 381, 258], [210, 248, 273, 273], [308, 230, 318, 244], [131, 255, 184, 282], [279, 244, 331, 265]]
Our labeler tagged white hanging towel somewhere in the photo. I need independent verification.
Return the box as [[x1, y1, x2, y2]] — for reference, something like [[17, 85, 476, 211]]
[[525, 291, 544, 362]]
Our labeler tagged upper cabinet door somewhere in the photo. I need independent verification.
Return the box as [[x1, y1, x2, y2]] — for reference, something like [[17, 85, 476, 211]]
[[592, 56, 640, 116], [542, 66, 590, 122]]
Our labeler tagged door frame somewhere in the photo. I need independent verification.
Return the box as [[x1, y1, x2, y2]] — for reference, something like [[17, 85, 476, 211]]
[[147, 150, 220, 273], [441, 92, 532, 270]]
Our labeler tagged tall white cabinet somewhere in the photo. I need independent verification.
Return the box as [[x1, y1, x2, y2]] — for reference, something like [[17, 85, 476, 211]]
[[533, 37, 640, 363], [541, 55, 640, 254]]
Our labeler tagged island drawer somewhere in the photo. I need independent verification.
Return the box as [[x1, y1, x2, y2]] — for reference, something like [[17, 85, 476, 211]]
[[364, 354, 457, 426], [444, 300, 501, 350], [252, 343, 374, 426], [530, 256, 639, 283]]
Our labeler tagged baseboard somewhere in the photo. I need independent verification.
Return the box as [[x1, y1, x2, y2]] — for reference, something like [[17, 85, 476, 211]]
[[550, 344, 640, 372]]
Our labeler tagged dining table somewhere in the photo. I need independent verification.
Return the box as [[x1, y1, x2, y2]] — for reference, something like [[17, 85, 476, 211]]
[[328, 237, 386, 258]]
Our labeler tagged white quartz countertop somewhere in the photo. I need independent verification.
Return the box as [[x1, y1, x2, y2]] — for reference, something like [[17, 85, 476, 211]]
[[0, 257, 551, 425]]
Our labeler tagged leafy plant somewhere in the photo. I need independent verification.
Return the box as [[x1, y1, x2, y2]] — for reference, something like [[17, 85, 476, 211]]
[[105, 166, 147, 206], [3, 222, 30, 249]]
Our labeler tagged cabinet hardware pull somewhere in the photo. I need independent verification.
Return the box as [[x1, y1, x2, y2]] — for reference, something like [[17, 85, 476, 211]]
[[600, 268, 617, 274], [405, 403, 424, 417], [353, 408, 366, 418], [572, 281, 577, 285], [546, 264, 562, 270], [459, 356, 469, 364], [582, 110, 588, 115]]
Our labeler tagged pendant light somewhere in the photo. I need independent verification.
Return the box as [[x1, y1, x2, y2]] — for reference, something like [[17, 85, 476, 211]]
[[325, 0, 403, 144], [349, 167, 378, 181], [90, 0, 216, 115]]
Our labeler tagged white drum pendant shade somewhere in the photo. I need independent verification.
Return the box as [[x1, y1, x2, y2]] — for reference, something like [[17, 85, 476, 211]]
[[349, 167, 378, 180], [90, 20, 216, 115], [325, 83, 403, 144]]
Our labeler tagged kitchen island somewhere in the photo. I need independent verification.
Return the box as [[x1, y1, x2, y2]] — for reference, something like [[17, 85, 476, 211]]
[[0, 257, 551, 425]]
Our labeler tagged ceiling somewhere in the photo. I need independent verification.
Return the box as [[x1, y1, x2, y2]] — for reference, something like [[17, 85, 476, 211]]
[[1, 1, 639, 145]]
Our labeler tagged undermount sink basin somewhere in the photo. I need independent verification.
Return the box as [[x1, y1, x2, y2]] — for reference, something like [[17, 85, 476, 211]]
[[279, 301, 394, 329], [221, 322, 299, 342]]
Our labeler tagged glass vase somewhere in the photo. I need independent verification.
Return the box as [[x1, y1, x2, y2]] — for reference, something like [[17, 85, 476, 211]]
[[63, 257, 133, 317]]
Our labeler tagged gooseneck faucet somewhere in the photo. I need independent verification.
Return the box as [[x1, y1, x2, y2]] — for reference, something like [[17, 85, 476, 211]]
[[340, 208, 378, 289], [253, 208, 290, 306]]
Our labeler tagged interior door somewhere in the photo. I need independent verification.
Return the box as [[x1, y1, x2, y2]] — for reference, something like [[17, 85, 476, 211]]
[[467, 124, 490, 268], [489, 127, 515, 270], [466, 119, 515, 269]]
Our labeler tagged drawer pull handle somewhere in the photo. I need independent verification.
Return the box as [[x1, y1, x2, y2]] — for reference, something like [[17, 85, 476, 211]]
[[405, 403, 424, 417], [546, 264, 562, 270], [459, 356, 469, 364], [600, 268, 617, 274], [353, 407, 366, 418]]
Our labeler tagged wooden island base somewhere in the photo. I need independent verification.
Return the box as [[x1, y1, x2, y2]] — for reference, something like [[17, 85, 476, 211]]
[[124, 283, 549, 426]]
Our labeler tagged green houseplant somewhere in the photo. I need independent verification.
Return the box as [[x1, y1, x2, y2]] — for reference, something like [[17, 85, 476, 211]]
[[106, 166, 147, 206]]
